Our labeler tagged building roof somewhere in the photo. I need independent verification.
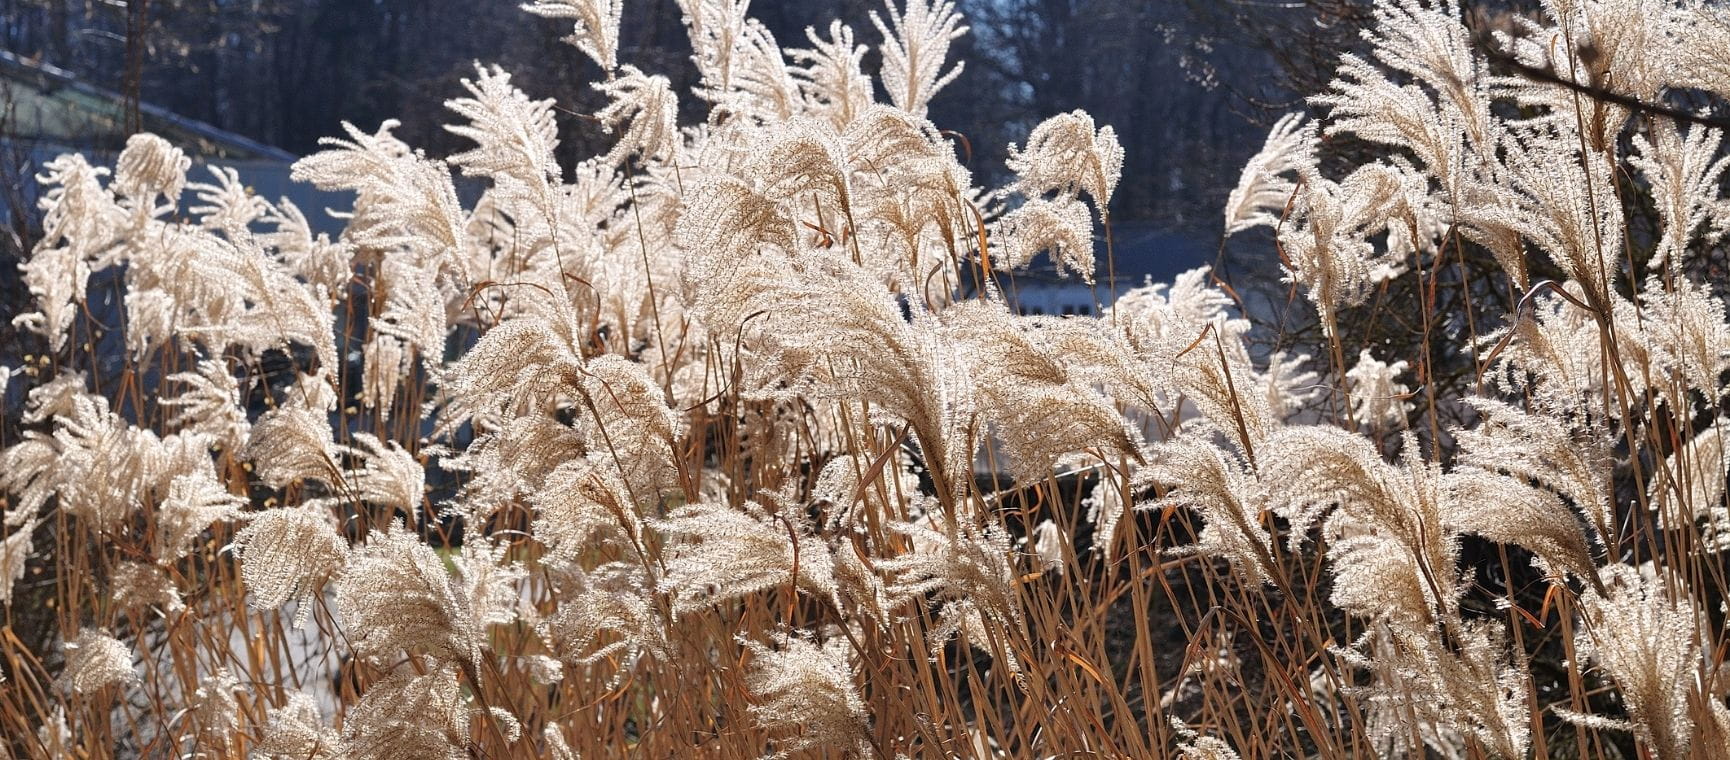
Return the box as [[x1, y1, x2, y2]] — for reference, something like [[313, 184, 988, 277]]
[[1104, 221, 1220, 286], [0, 50, 360, 236], [0, 49, 294, 162]]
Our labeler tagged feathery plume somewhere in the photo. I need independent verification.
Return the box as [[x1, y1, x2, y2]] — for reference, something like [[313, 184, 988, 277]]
[[114, 132, 191, 208], [162, 359, 250, 451], [109, 560, 185, 614], [361, 332, 411, 420], [16, 154, 110, 352], [1652, 421, 1730, 550], [870, 0, 967, 117], [340, 660, 473, 760], [741, 632, 873, 758], [0, 520, 35, 607], [1146, 439, 1275, 585], [1083, 475, 1130, 560], [989, 197, 1095, 283], [334, 522, 493, 667], [254, 692, 339, 760], [1456, 398, 1616, 543], [595, 66, 681, 167], [792, 21, 874, 127], [1445, 468, 1598, 584], [245, 399, 339, 490], [445, 64, 562, 186], [1620, 275, 1730, 400], [1028, 519, 1066, 575], [188, 165, 271, 233], [1344, 348, 1412, 429], [1172, 719, 1243, 760], [944, 300, 1137, 479], [657, 498, 841, 615], [292, 120, 469, 283], [676, 0, 752, 96], [1628, 120, 1730, 270], [1569, 564, 1707, 759], [1224, 113, 1310, 236], [231, 508, 348, 621], [522, 0, 623, 71], [374, 251, 451, 365], [540, 561, 669, 664], [340, 433, 427, 522], [191, 668, 242, 743], [261, 197, 355, 294], [530, 460, 642, 561], [879, 516, 1022, 668], [1278, 163, 1404, 335], [57, 630, 136, 695], [1006, 109, 1124, 215]]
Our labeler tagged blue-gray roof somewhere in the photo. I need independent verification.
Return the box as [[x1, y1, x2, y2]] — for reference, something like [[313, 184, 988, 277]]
[[0, 49, 295, 162]]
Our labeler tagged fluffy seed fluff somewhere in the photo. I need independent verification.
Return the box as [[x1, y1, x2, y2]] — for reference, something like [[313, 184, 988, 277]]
[[741, 632, 873, 758]]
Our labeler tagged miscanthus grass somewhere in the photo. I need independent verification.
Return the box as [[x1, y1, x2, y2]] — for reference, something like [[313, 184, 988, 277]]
[[3, 0, 1730, 757]]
